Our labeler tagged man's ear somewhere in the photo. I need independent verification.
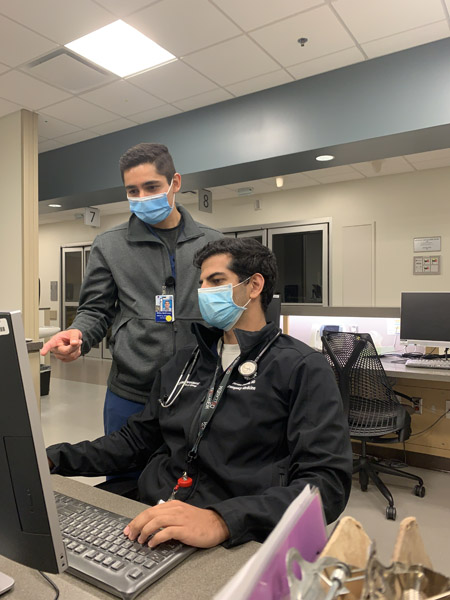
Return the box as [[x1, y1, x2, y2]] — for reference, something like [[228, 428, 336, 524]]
[[249, 273, 265, 299], [172, 172, 182, 193]]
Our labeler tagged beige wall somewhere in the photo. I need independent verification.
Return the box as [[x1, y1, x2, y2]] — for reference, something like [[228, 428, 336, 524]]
[[0, 112, 24, 311], [187, 166, 450, 306], [39, 165, 450, 322], [39, 213, 129, 322]]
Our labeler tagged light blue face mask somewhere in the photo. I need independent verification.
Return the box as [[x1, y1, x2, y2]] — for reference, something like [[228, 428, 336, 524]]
[[197, 278, 251, 331], [128, 180, 174, 225]]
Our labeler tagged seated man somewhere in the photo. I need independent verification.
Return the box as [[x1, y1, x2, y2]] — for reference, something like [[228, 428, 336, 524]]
[[47, 238, 352, 549]]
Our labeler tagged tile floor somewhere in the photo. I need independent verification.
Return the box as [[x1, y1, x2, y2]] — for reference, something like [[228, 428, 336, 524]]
[[41, 356, 450, 575]]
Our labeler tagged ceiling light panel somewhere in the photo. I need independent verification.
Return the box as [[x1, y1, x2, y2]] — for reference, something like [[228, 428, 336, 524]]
[[26, 51, 114, 94], [65, 20, 176, 77]]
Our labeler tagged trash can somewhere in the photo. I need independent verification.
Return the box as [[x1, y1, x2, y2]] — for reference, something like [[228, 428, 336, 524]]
[[40, 364, 51, 396]]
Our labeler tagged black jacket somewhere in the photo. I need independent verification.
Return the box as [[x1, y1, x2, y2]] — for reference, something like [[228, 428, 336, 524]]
[[47, 322, 352, 547]]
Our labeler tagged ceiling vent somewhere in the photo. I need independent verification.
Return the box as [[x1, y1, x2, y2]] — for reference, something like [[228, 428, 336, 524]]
[[24, 49, 115, 93], [237, 187, 254, 196]]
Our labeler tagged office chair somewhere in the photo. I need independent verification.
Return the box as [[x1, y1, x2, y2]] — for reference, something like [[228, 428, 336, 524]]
[[322, 331, 425, 520]]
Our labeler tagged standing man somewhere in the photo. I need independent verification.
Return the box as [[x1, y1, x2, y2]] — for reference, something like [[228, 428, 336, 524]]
[[47, 238, 352, 548], [41, 143, 222, 435]]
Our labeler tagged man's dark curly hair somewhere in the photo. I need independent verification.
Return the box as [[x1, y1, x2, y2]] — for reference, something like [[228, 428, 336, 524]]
[[119, 143, 175, 183], [194, 238, 278, 312]]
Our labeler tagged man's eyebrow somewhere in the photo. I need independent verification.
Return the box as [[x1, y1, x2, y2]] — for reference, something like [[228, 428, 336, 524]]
[[198, 271, 226, 285], [125, 179, 160, 190]]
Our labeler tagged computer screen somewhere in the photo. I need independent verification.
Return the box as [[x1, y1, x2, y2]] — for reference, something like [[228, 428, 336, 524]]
[[400, 292, 450, 347], [0, 310, 67, 574]]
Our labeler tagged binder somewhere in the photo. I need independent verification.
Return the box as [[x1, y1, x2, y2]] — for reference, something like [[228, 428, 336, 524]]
[[214, 485, 327, 600]]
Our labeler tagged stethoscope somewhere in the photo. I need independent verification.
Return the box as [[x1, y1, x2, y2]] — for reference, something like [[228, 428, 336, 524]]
[[159, 329, 282, 408]]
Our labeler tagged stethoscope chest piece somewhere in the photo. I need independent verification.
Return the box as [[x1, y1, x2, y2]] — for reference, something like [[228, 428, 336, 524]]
[[238, 360, 258, 379]]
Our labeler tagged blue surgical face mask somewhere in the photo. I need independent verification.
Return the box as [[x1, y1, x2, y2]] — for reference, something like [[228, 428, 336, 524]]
[[197, 278, 251, 331], [128, 180, 174, 225]]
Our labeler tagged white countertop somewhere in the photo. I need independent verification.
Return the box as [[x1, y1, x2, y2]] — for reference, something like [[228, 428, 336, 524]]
[[382, 356, 450, 383]]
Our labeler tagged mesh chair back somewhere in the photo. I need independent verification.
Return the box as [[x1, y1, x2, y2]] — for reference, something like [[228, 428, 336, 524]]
[[322, 332, 405, 437]]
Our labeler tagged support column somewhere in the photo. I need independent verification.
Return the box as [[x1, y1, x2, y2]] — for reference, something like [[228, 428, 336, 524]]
[[0, 109, 40, 403]]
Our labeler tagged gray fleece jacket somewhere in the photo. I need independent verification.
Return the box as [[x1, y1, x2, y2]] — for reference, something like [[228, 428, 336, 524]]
[[70, 205, 222, 403]]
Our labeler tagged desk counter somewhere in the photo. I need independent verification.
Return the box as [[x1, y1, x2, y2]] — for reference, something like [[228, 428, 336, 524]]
[[381, 356, 450, 383], [0, 476, 259, 600]]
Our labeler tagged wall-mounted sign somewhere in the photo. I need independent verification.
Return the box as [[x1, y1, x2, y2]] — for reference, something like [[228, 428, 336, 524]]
[[413, 236, 441, 252], [413, 255, 440, 275], [84, 207, 100, 227], [198, 189, 212, 213]]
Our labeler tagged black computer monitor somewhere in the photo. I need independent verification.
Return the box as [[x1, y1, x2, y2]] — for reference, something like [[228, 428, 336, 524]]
[[400, 292, 450, 347], [0, 310, 67, 578]]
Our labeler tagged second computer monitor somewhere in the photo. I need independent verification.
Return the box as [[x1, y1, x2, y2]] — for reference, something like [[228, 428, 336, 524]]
[[400, 292, 450, 347]]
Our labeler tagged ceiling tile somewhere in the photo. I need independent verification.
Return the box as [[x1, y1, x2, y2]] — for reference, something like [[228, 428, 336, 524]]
[[0, 0, 115, 45], [81, 80, 163, 115], [54, 130, 99, 145], [412, 158, 450, 170], [362, 21, 450, 59], [225, 179, 277, 194], [276, 172, 320, 188], [172, 88, 233, 111], [350, 157, 414, 177], [0, 96, 22, 117], [184, 36, 279, 86], [38, 139, 65, 153], [226, 69, 294, 96], [130, 60, 218, 102], [41, 97, 119, 128], [90, 117, 138, 135], [24, 51, 117, 94], [94, 0, 159, 18], [212, 0, 325, 32], [405, 148, 450, 163], [250, 5, 355, 67], [304, 165, 365, 183], [0, 15, 57, 68], [206, 186, 238, 201], [126, 0, 241, 56], [333, 0, 446, 44], [0, 71, 70, 110], [287, 46, 364, 79], [0, 63, 9, 75], [38, 114, 81, 138], [129, 104, 182, 124]]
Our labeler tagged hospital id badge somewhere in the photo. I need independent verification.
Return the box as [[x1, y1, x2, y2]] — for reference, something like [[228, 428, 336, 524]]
[[156, 295, 174, 322]]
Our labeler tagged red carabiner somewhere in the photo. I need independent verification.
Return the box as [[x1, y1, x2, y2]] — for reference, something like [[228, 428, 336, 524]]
[[177, 473, 193, 488]]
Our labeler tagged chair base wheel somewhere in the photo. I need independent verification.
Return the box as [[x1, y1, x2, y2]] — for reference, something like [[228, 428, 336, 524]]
[[386, 506, 397, 520], [413, 484, 426, 498]]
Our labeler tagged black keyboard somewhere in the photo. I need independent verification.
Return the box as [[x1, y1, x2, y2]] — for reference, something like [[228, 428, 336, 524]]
[[55, 492, 197, 600]]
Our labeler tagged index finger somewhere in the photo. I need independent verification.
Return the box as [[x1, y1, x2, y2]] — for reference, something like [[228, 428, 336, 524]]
[[40, 330, 82, 355], [124, 507, 157, 540]]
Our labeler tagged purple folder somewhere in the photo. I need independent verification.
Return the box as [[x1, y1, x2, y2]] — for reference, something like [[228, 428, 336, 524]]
[[248, 491, 327, 600]]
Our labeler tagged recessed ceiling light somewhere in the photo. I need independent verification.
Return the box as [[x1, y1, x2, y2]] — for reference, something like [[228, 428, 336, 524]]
[[275, 177, 284, 188], [48, 203, 62, 208], [316, 155, 335, 162], [65, 20, 176, 78]]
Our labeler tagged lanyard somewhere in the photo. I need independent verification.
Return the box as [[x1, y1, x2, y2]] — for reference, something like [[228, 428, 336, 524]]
[[186, 352, 241, 465]]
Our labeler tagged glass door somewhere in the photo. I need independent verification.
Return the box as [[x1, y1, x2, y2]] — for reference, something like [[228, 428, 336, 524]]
[[61, 245, 103, 358], [268, 223, 329, 305]]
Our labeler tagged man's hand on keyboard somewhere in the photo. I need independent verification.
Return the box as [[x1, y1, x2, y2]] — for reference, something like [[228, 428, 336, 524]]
[[123, 501, 230, 548]]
